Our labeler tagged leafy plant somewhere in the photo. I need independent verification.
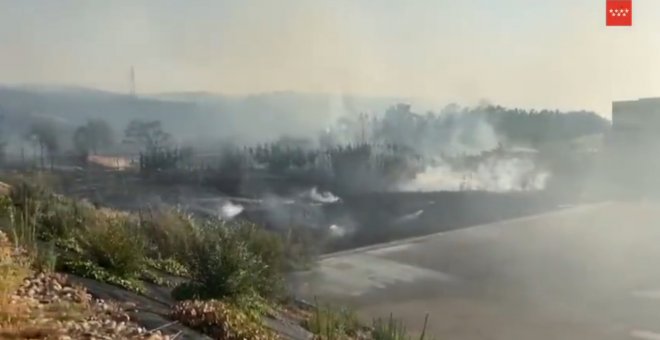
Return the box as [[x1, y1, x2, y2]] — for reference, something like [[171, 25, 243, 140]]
[[4, 197, 40, 252], [179, 222, 268, 300], [33, 241, 58, 273], [232, 221, 287, 297], [37, 197, 93, 240], [139, 208, 197, 263], [170, 300, 279, 340], [77, 217, 146, 278], [60, 257, 145, 293], [145, 257, 189, 277], [304, 300, 362, 339]]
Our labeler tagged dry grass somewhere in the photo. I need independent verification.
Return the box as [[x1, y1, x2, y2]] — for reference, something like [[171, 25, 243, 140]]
[[0, 231, 95, 339], [170, 299, 280, 340], [0, 181, 10, 196]]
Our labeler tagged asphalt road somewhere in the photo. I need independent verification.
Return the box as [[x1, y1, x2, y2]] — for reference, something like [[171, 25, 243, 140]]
[[291, 201, 660, 339]]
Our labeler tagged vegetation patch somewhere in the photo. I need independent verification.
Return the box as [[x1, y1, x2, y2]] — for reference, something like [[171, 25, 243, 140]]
[[303, 301, 365, 339], [372, 314, 431, 340], [170, 299, 279, 340]]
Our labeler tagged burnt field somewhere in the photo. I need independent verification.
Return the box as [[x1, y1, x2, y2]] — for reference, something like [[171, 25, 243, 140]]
[[48, 170, 574, 253], [319, 190, 567, 251], [234, 189, 571, 252]]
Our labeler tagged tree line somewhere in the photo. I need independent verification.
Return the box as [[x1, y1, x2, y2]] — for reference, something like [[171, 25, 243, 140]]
[[0, 103, 610, 174]]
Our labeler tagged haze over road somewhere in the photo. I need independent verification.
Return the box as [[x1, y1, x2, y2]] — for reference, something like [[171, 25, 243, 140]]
[[292, 202, 660, 340]]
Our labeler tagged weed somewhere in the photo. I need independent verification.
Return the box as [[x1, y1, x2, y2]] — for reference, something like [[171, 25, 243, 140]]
[[4, 197, 40, 251], [372, 314, 431, 340], [232, 221, 286, 297], [180, 222, 268, 300], [304, 299, 362, 339], [33, 240, 58, 273], [145, 256, 189, 277], [0, 231, 31, 308], [60, 257, 145, 293], [78, 217, 146, 278], [139, 208, 197, 262]]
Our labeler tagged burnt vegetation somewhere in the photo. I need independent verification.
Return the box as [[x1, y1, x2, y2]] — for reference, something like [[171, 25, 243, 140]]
[[0, 89, 613, 338]]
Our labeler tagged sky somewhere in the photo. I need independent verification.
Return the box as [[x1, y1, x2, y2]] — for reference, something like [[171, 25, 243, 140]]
[[1, 0, 660, 118]]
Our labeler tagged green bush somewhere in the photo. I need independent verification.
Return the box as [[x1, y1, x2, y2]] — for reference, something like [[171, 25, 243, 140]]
[[179, 222, 268, 300], [145, 257, 189, 277], [139, 208, 197, 262], [61, 257, 145, 293], [33, 240, 58, 272], [1, 196, 39, 251], [232, 221, 286, 297], [37, 196, 93, 240], [8, 180, 51, 208], [304, 301, 362, 339], [77, 217, 146, 278]]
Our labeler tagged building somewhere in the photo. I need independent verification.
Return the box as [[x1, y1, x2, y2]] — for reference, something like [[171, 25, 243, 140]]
[[612, 97, 660, 145], [609, 97, 660, 197]]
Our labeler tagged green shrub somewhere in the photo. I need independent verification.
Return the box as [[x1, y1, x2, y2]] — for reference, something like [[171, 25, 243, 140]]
[[33, 241, 58, 273], [77, 217, 146, 278], [60, 257, 145, 293], [8, 180, 51, 208], [2, 196, 40, 251], [232, 221, 286, 297], [179, 222, 268, 300], [37, 197, 93, 240], [176, 220, 289, 301], [139, 208, 197, 262], [145, 257, 189, 277], [140, 267, 175, 287], [304, 301, 362, 339]]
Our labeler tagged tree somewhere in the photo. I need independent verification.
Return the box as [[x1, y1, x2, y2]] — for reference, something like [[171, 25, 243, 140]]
[[123, 120, 171, 152], [73, 119, 114, 157], [26, 120, 59, 170]]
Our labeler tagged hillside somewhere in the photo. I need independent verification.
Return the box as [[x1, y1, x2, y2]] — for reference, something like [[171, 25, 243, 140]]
[[0, 86, 412, 147]]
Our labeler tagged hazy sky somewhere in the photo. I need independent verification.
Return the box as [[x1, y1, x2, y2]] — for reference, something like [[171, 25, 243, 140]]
[[1, 0, 660, 117]]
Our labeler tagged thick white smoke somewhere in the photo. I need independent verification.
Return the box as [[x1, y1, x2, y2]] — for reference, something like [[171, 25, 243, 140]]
[[400, 157, 550, 192], [219, 201, 244, 220], [306, 187, 341, 204], [328, 224, 348, 238]]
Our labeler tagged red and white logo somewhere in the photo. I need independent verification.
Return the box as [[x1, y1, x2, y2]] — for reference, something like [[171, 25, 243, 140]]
[[607, 0, 632, 26]]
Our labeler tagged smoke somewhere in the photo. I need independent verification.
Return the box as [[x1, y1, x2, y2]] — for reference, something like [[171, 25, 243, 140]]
[[328, 224, 348, 238], [219, 201, 244, 220], [393, 209, 424, 225], [445, 115, 499, 156], [306, 187, 341, 204], [400, 157, 550, 192]]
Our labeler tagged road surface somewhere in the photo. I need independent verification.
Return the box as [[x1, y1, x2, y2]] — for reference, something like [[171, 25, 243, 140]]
[[291, 202, 660, 339]]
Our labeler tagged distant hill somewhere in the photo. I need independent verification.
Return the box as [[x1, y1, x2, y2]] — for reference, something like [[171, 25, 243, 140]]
[[0, 86, 412, 147], [0, 85, 196, 136], [0, 85, 610, 156]]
